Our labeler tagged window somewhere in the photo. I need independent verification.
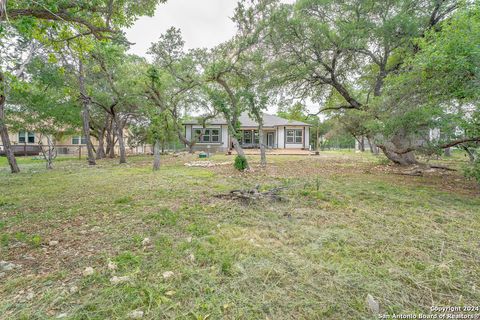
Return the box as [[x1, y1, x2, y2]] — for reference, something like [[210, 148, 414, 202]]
[[72, 136, 87, 145], [19, 131, 35, 143], [254, 130, 259, 144], [211, 129, 220, 142], [286, 129, 303, 144], [195, 128, 221, 143], [243, 130, 252, 144]]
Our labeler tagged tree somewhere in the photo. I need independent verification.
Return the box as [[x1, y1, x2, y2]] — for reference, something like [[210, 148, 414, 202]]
[[8, 51, 81, 169], [266, 0, 462, 165], [202, 1, 276, 170], [0, 0, 164, 172], [277, 102, 309, 122], [245, 89, 269, 167], [147, 112, 177, 171], [147, 28, 215, 154], [89, 44, 148, 164]]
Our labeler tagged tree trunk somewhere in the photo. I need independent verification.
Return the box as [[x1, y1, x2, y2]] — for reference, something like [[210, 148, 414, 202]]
[[153, 139, 161, 171], [114, 115, 126, 164], [444, 147, 451, 157], [316, 127, 321, 151], [380, 148, 417, 165], [78, 60, 96, 166], [356, 136, 365, 152], [231, 136, 250, 170], [258, 126, 266, 167], [367, 136, 379, 155], [461, 145, 476, 163], [107, 134, 116, 158], [39, 135, 56, 170], [0, 71, 20, 174], [377, 130, 418, 165], [96, 127, 106, 159], [174, 126, 196, 153], [104, 115, 115, 158]]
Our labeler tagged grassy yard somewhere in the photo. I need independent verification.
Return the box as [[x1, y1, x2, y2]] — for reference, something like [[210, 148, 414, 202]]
[[0, 152, 479, 319]]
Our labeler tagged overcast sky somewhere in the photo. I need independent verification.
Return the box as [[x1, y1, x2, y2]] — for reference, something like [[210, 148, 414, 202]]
[[125, 0, 295, 57], [124, 0, 318, 114]]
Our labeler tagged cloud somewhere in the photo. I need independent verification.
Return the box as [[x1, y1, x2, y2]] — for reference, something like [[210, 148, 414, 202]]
[[125, 0, 238, 58]]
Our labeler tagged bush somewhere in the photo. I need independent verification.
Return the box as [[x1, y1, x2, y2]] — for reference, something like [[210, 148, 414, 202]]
[[464, 159, 480, 186], [234, 155, 248, 171]]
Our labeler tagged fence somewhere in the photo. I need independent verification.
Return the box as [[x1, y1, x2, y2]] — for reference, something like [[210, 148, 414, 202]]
[[0, 144, 161, 158]]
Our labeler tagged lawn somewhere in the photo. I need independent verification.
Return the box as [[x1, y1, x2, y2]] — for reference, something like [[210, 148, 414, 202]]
[[0, 152, 479, 319]]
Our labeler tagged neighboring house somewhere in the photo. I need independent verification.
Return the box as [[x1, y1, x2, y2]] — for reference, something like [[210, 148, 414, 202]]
[[183, 112, 311, 152], [0, 131, 48, 156], [0, 130, 99, 156], [0, 129, 152, 156]]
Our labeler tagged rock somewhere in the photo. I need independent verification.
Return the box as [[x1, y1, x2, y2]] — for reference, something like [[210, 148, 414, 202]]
[[162, 271, 174, 279], [0, 272, 5, 278], [83, 267, 94, 276], [25, 291, 35, 301], [165, 291, 175, 296], [188, 253, 195, 262], [366, 294, 379, 315], [107, 261, 117, 270], [56, 313, 68, 319], [186, 237, 192, 243], [142, 238, 151, 246], [184, 161, 231, 168], [49, 240, 59, 246], [128, 310, 144, 319], [69, 286, 78, 294], [0, 261, 17, 271], [110, 276, 131, 284]]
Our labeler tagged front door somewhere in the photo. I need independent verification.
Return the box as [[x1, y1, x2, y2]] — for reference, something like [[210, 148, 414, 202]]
[[267, 132, 274, 148]]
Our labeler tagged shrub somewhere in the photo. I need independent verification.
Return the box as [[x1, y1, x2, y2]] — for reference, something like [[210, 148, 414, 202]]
[[234, 155, 248, 171], [464, 159, 480, 186]]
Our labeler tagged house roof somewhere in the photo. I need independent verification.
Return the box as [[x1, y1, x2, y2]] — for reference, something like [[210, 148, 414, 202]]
[[183, 112, 311, 127]]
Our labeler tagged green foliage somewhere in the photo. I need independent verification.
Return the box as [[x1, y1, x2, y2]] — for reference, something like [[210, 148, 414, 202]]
[[8, 57, 81, 134], [234, 155, 248, 171], [114, 196, 133, 205], [265, 0, 477, 162], [464, 159, 480, 186]]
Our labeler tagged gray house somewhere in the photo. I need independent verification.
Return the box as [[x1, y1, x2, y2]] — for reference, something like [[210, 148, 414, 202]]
[[183, 112, 311, 152]]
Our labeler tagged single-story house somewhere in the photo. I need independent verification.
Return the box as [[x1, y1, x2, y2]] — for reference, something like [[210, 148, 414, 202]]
[[183, 112, 311, 153]]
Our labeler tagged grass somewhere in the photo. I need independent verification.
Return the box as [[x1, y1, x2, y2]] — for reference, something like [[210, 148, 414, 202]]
[[0, 151, 479, 319]]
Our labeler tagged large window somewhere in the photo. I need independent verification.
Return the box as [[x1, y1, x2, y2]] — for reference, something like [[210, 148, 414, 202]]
[[254, 130, 259, 144], [19, 131, 35, 143], [243, 130, 252, 144], [242, 130, 259, 145], [286, 129, 303, 144], [194, 128, 220, 143], [72, 136, 87, 145]]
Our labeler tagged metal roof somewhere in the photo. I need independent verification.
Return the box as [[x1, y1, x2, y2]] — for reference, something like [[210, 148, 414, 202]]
[[183, 112, 311, 127]]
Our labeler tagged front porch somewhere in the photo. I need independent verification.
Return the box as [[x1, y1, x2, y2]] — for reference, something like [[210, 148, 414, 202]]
[[238, 129, 277, 149], [237, 126, 310, 151]]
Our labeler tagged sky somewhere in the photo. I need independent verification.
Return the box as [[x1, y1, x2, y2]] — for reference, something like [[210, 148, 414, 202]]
[[124, 0, 318, 114], [125, 0, 295, 57]]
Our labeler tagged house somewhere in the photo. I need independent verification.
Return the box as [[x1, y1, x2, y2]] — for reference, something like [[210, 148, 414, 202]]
[[0, 130, 95, 156], [0, 129, 152, 157], [183, 112, 311, 153]]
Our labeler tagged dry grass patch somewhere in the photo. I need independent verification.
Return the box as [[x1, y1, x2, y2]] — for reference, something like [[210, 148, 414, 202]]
[[0, 152, 479, 319]]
